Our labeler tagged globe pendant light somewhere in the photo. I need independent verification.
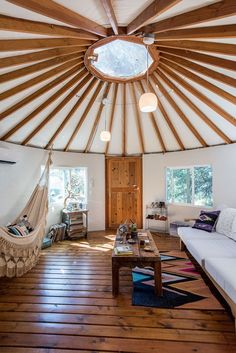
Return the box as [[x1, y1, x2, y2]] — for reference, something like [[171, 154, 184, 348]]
[[139, 36, 157, 113], [100, 97, 111, 142]]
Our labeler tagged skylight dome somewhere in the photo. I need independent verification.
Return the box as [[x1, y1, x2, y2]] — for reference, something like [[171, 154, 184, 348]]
[[92, 39, 153, 79]]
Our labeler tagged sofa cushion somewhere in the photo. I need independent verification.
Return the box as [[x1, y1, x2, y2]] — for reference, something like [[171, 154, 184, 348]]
[[216, 208, 236, 240], [193, 210, 220, 232], [205, 258, 236, 304], [178, 226, 223, 247], [185, 238, 236, 265]]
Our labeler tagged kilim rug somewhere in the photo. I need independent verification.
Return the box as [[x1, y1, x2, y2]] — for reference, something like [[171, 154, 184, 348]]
[[132, 250, 223, 310]]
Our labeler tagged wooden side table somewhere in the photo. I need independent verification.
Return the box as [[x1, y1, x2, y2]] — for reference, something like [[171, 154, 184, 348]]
[[62, 209, 88, 239]]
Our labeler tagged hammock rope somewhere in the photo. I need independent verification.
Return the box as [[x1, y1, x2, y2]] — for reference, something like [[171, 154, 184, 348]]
[[0, 151, 52, 277]]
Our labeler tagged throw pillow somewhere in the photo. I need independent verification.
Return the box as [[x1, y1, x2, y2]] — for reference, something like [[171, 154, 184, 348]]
[[216, 208, 236, 240], [8, 224, 28, 236], [193, 210, 220, 233]]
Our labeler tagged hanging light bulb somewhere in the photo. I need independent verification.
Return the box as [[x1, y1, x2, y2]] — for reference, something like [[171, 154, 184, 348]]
[[100, 97, 111, 142], [139, 35, 157, 113]]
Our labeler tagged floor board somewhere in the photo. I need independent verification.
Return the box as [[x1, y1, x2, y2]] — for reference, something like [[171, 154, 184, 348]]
[[0, 231, 235, 353]]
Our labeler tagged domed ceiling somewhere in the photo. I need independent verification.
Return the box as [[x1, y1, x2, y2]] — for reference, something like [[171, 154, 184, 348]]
[[0, 0, 235, 155]]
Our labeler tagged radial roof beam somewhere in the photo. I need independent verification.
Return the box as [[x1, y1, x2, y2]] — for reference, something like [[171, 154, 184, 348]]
[[105, 83, 118, 155], [130, 83, 145, 154], [143, 0, 236, 34], [150, 80, 184, 150], [0, 38, 92, 51], [0, 14, 99, 40], [155, 24, 236, 40], [45, 78, 98, 149], [159, 61, 236, 127], [22, 74, 93, 146], [0, 46, 87, 70], [0, 60, 83, 119], [7, 0, 107, 37], [0, 52, 85, 84], [151, 75, 208, 147], [101, 0, 119, 35], [156, 69, 232, 144], [2, 68, 88, 141], [65, 81, 104, 151], [127, 0, 180, 35], [136, 80, 166, 153], [160, 53, 236, 88], [160, 57, 236, 105], [157, 47, 236, 72], [84, 82, 112, 152], [156, 40, 236, 56]]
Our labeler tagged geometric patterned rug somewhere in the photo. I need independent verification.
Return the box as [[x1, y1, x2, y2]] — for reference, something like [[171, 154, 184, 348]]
[[132, 250, 224, 310]]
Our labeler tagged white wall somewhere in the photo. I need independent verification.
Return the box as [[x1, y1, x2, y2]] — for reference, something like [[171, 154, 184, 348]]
[[143, 144, 236, 229], [0, 142, 105, 232]]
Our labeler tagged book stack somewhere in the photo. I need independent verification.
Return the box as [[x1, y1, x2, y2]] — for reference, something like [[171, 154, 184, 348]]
[[114, 245, 133, 256]]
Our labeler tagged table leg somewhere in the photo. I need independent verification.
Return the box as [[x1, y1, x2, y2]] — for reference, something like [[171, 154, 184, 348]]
[[112, 262, 119, 296], [154, 261, 163, 296]]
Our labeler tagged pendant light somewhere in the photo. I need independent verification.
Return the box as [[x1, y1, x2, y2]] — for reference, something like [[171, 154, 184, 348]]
[[100, 97, 111, 142], [139, 34, 157, 113]]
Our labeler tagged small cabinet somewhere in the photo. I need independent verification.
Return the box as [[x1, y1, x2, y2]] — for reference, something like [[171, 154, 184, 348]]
[[62, 209, 88, 239]]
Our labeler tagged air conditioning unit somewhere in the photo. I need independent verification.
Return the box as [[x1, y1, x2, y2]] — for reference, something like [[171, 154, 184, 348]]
[[0, 145, 18, 164]]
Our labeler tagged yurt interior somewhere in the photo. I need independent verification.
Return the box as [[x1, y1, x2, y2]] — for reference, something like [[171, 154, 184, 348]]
[[0, 0, 236, 351]]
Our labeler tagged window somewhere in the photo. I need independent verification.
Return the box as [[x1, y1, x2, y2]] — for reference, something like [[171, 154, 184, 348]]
[[48, 167, 87, 206], [166, 165, 213, 207], [92, 39, 153, 79]]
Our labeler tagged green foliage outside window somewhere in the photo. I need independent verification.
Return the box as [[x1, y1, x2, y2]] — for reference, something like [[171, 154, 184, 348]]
[[166, 166, 213, 207]]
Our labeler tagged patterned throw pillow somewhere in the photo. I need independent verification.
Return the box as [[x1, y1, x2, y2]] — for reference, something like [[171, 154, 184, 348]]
[[8, 224, 29, 236], [193, 210, 220, 233]]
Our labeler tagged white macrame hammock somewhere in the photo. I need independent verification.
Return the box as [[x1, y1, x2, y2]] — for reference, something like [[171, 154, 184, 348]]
[[0, 152, 52, 278]]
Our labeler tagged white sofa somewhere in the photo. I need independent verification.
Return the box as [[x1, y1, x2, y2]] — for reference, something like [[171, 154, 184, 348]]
[[178, 208, 236, 328]]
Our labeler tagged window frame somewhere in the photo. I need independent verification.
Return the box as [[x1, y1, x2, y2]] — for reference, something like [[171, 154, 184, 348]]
[[47, 165, 88, 206], [165, 164, 213, 208]]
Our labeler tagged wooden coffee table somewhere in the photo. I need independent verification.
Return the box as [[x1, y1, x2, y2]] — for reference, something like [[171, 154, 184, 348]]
[[112, 230, 163, 296]]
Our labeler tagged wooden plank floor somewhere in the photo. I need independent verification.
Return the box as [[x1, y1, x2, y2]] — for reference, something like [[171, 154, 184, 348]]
[[0, 231, 235, 353]]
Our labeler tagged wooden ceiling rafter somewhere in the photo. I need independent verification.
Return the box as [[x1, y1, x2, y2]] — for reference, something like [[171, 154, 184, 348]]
[[84, 81, 112, 153], [7, 0, 107, 37], [127, 0, 180, 35], [0, 52, 85, 84], [160, 57, 236, 105], [160, 60, 236, 126], [2, 68, 88, 141], [105, 83, 118, 155], [0, 46, 87, 70], [130, 83, 145, 154], [101, 0, 119, 35], [156, 69, 232, 144], [159, 62, 236, 127], [65, 80, 104, 151], [0, 58, 84, 101], [137, 80, 166, 153], [0, 38, 92, 51], [22, 74, 93, 146], [0, 14, 99, 40], [151, 75, 208, 147], [0, 60, 83, 119], [156, 40, 236, 56], [150, 82, 185, 150], [122, 83, 126, 156], [45, 78, 98, 149], [143, 0, 236, 34], [160, 52, 236, 88], [155, 24, 236, 40], [157, 47, 236, 72]]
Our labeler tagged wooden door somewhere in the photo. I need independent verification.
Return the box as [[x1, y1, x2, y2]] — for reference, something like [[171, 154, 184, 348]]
[[106, 157, 142, 229]]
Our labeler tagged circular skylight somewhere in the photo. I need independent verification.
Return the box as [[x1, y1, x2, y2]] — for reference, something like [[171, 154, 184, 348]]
[[90, 39, 153, 79]]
